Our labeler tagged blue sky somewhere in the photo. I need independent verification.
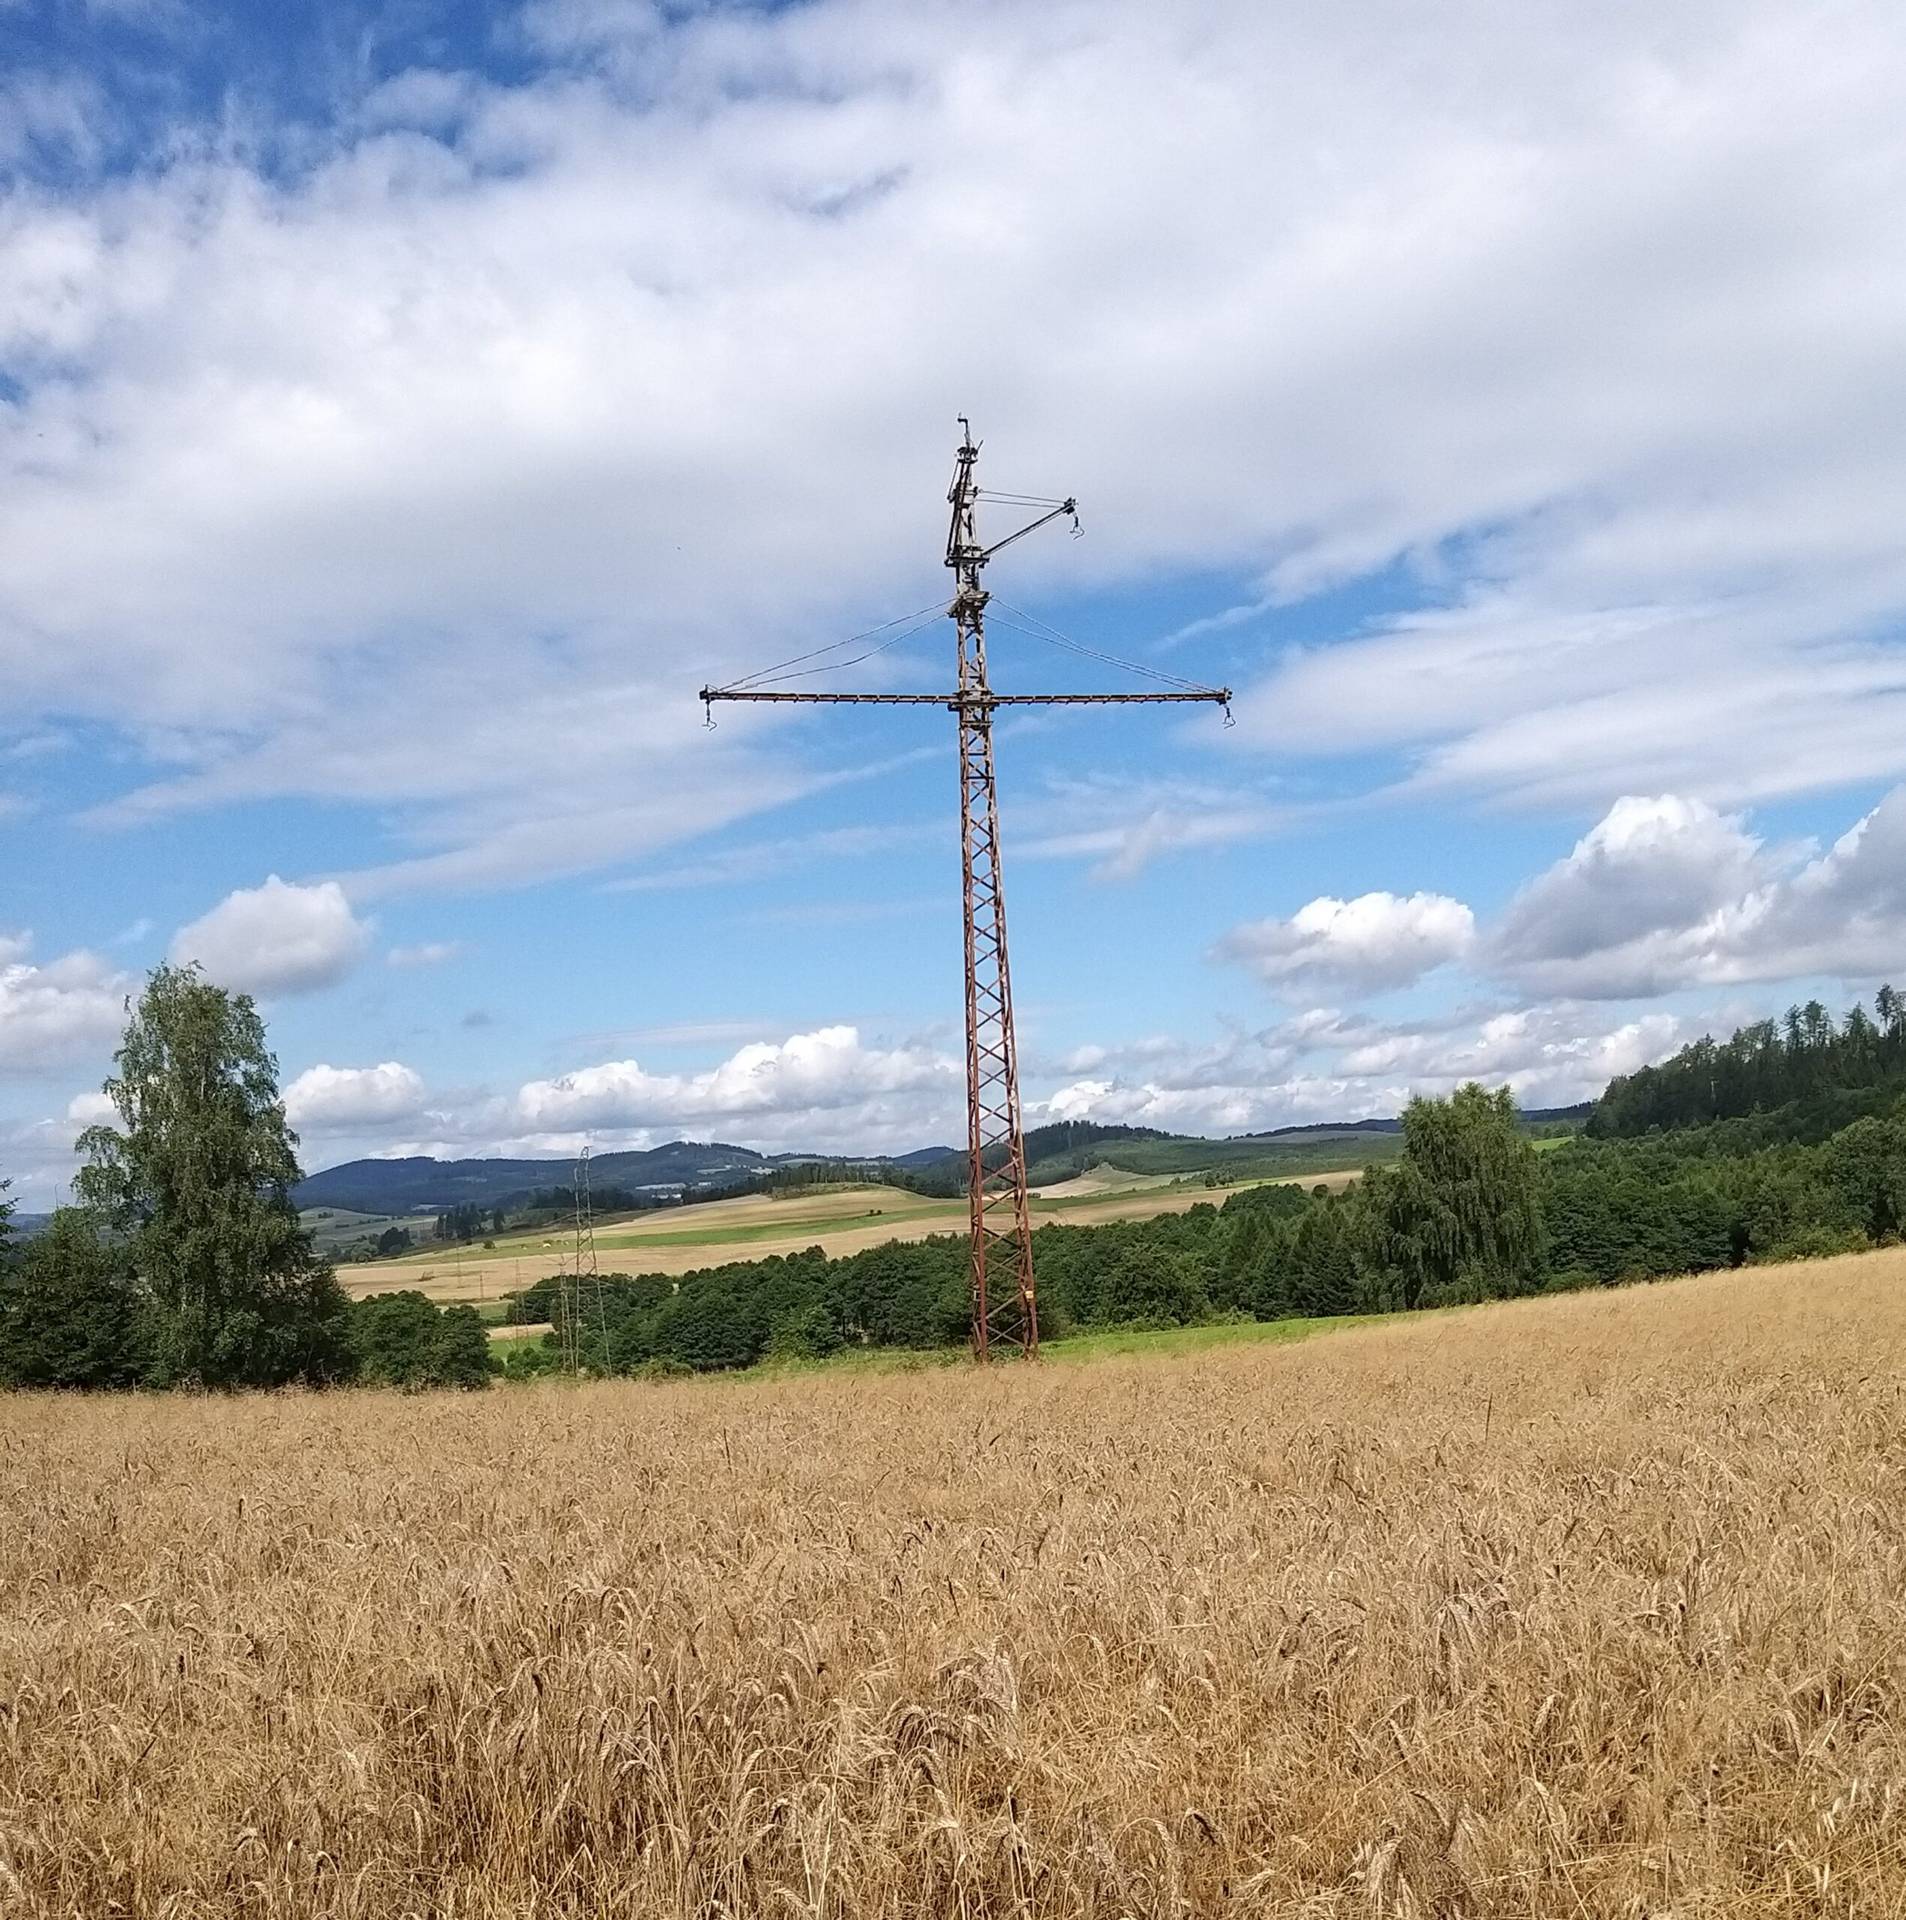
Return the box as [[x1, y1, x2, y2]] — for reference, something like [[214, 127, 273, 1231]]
[[8, 0, 1906, 1202]]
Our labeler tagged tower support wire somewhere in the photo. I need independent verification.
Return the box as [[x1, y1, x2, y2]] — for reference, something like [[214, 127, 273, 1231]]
[[701, 423, 1231, 1360]]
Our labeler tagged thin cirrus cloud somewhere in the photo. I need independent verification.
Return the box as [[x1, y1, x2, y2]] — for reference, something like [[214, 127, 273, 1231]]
[[1018, 772, 1286, 880], [386, 941, 465, 969]]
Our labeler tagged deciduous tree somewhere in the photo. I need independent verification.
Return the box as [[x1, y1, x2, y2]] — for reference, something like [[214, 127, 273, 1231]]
[[430, 1306, 495, 1388], [74, 965, 352, 1388], [1364, 1084, 1544, 1308]]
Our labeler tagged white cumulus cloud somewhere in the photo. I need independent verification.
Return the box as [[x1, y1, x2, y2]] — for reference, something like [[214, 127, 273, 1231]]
[[0, 938, 130, 1073], [1492, 786, 1906, 999], [170, 877, 370, 996], [1216, 891, 1475, 995], [283, 1061, 428, 1130], [1037, 999, 1693, 1136], [65, 1090, 118, 1127], [517, 1025, 960, 1150], [1492, 796, 1768, 997]]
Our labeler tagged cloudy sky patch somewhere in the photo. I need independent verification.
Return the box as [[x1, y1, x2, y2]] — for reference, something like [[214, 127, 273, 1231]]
[[7, 0, 1906, 1198]]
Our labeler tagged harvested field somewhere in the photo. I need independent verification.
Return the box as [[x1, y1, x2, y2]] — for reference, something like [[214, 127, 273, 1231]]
[[484, 1319, 553, 1343], [5, 1253, 1905, 1915], [1030, 1162, 1183, 1200]]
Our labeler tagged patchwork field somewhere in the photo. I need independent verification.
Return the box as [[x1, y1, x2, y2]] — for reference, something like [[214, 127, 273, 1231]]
[[4, 1252, 1903, 1914], [339, 1170, 1362, 1305], [299, 1206, 420, 1256]]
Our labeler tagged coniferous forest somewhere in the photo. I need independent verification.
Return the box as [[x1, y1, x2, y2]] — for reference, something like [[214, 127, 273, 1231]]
[[7, 976, 1906, 1389]]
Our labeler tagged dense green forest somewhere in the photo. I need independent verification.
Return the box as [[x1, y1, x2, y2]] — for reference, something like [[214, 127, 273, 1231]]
[[9, 981, 1906, 1391], [1590, 990, 1906, 1137]]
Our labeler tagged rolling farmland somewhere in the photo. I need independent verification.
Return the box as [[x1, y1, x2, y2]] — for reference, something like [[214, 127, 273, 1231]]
[[5, 1253, 1903, 1914], [335, 1168, 1364, 1306]]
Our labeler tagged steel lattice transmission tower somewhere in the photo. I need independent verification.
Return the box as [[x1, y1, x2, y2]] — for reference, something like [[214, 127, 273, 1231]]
[[572, 1147, 611, 1371], [702, 422, 1230, 1359]]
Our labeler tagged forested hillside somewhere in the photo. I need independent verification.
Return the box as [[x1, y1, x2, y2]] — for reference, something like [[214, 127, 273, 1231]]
[[1590, 989, 1906, 1137], [292, 1142, 776, 1215]]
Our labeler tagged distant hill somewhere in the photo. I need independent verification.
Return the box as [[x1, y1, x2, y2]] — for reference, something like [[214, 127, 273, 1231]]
[[292, 1139, 962, 1216], [292, 1140, 773, 1215], [292, 1105, 1591, 1217]]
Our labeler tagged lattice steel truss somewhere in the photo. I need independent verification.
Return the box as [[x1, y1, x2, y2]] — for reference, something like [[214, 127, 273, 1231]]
[[702, 424, 1230, 1359], [947, 431, 1038, 1354]]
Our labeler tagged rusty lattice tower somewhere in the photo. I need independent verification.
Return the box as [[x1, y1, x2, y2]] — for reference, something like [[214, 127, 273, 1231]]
[[702, 423, 1230, 1358]]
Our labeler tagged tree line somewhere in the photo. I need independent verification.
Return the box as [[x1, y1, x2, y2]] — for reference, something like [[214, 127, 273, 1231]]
[[1590, 991, 1906, 1136], [11, 977, 1906, 1392], [498, 1063, 1906, 1378]]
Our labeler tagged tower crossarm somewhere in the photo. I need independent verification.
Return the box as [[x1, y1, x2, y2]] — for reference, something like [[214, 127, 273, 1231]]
[[974, 499, 1078, 563], [701, 688, 1232, 712]]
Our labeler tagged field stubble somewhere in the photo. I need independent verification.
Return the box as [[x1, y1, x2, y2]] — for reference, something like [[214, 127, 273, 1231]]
[[3, 1254, 1905, 1915]]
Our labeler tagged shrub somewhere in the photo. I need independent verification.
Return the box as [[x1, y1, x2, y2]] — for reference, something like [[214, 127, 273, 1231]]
[[764, 1303, 844, 1364]]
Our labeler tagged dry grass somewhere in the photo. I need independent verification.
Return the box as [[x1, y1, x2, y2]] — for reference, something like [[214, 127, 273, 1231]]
[[4, 1254, 1905, 1917]]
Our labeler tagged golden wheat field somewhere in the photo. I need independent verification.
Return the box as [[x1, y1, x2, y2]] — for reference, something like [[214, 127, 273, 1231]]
[[4, 1255, 1906, 1918]]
